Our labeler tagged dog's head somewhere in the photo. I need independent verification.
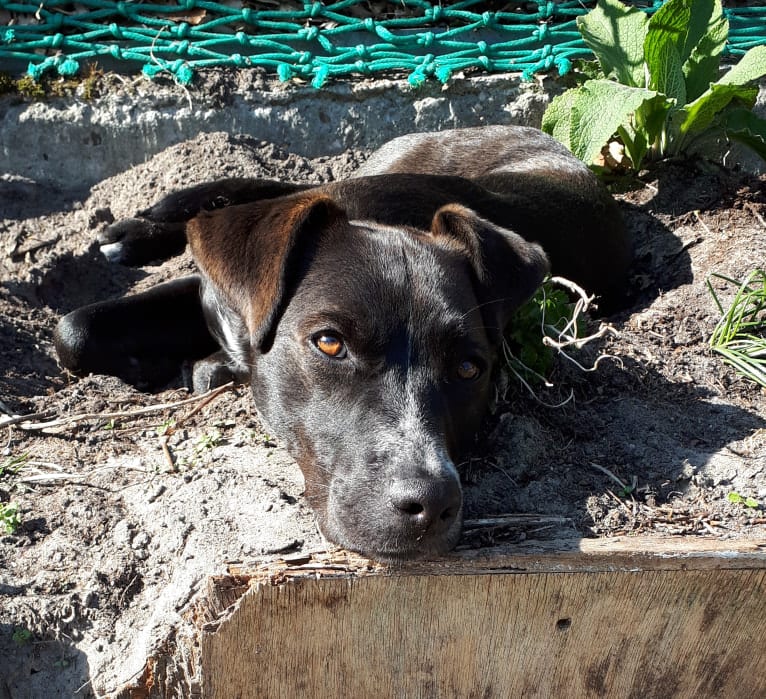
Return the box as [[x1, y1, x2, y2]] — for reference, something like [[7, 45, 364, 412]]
[[187, 190, 548, 561]]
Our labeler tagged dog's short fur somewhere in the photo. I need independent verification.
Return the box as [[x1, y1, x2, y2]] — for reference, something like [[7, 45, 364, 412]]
[[55, 126, 631, 561]]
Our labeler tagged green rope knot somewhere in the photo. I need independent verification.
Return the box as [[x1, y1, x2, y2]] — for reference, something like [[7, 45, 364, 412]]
[[480, 12, 494, 27], [418, 32, 435, 48], [3, 29, 15, 44], [425, 6, 443, 22], [171, 39, 190, 55], [308, 2, 323, 19], [58, 57, 79, 77], [535, 23, 550, 41], [28, 61, 48, 80], [50, 33, 65, 49], [408, 53, 436, 87], [556, 56, 572, 75], [142, 59, 194, 84], [298, 26, 320, 41], [363, 18, 375, 32], [312, 64, 330, 88], [109, 23, 124, 40], [537, 2, 556, 20], [435, 65, 452, 83]]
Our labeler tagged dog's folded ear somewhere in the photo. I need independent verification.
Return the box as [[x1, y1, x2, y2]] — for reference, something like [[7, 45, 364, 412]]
[[431, 204, 550, 341], [187, 193, 347, 351]]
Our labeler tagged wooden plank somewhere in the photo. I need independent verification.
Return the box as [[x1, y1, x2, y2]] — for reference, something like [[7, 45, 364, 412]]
[[201, 538, 766, 698]]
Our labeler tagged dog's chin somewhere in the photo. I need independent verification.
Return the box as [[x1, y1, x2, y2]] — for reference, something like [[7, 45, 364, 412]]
[[317, 510, 463, 564]]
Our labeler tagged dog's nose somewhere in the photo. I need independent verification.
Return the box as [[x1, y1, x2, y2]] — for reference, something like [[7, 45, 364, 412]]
[[389, 477, 461, 534]]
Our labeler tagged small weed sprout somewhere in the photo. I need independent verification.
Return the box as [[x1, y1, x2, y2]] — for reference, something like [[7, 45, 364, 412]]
[[503, 277, 619, 404], [195, 429, 223, 453], [727, 492, 760, 509], [707, 270, 766, 388], [0, 453, 28, 534], [0, 502, 21, 534], [156, 418, 176, 437], [12, 627, 33, 646]]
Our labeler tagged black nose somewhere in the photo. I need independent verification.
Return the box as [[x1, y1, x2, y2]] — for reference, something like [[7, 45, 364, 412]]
[[389, 477, 462, 535]]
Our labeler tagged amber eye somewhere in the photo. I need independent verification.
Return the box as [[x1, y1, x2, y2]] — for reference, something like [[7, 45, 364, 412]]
[[456, 360, 481, 381], [313, 333, 347, 359]]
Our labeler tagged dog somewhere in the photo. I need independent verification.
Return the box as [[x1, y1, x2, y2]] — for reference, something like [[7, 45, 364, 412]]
[[54, 126, 631, 561]]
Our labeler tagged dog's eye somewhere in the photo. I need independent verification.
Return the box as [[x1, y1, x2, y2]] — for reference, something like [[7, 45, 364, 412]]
[[456, 360, 481, 381], [313, 333, 347, 359]]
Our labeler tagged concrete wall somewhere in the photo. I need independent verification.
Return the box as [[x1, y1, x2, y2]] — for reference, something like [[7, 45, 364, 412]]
[[1, 72, 550, 190], [2, 70, 764, 191]]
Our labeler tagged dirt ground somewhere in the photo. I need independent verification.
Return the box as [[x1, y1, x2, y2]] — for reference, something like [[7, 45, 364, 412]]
[[1, 127, 765, 697]]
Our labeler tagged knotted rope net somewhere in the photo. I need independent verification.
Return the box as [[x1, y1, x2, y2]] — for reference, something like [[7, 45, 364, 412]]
[[1, 1, 765, 87]]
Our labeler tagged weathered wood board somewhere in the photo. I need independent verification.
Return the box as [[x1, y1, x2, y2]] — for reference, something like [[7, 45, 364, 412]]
[[197, 536, 766, 699]]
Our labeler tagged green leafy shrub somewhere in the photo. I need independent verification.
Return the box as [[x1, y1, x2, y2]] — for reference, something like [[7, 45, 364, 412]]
[[542, 0, 766, 170]]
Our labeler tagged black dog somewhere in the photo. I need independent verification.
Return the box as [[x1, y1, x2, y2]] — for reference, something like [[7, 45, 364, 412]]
[[55, 126, 631, 561]]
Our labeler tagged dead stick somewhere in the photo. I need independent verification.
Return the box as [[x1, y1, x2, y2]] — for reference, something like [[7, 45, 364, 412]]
[[2, 382, 236, 432]]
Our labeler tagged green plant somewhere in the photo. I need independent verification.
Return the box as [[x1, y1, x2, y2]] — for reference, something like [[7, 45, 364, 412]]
[[708, 270, 766, 388], [1, 453, 28, 534], [0, 502, 21, 534], [727, 491, 760, 508], [12, 627, 32, 647], [0, 453, 27, 478], [542, 0, 766, 170], [507, 281, 581, 380], [195, 429, 223, 452]]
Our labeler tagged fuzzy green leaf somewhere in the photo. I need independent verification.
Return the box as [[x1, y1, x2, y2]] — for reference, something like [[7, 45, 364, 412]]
[[683, 1, 728, 101], [541, 89, 578, 151], [569, 80, 664, 165], [651, 0, 720, 66], [644, 0, 695, 102], [724, 108, 766, 162], [675, 82, 759, 136], [645, 38, 686, 104], [718, 45, 766, 87], [576, 0, 648, 87]]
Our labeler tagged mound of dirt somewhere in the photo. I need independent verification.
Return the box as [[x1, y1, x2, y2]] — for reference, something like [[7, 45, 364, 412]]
[[1, 132, 764, 697]]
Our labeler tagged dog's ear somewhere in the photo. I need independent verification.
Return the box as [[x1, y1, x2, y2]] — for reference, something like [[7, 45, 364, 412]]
[[187, 193, 347, 350], [431, 204, 550, 340]]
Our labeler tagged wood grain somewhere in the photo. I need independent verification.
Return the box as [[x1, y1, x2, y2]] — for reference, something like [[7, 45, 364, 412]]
[[200, 537, 766, 698]]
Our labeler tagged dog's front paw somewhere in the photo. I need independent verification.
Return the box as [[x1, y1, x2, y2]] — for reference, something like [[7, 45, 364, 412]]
[[97, 218, 186, 266], [192, 353, 239, 393]]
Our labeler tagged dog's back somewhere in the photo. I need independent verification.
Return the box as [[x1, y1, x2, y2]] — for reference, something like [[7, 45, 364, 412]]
[[354, 126, 631, 308]]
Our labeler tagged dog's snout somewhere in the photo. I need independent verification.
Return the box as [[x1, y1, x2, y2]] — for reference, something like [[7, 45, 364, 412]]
[[390, 477, 462, 533]]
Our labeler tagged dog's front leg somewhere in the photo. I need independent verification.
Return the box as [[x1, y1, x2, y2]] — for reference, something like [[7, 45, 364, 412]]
[[54, 275, 219, 390], [99, 178, 313, 266]]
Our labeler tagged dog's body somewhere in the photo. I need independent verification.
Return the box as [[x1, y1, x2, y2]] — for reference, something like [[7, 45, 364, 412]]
[[55, 126, 631, 561]]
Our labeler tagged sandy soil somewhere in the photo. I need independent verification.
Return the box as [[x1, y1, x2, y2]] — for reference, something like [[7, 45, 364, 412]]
[[1, 130, 764, 697]]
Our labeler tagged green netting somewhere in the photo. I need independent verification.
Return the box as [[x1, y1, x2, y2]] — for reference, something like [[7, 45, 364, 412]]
[[1, 1, 765, 88]]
